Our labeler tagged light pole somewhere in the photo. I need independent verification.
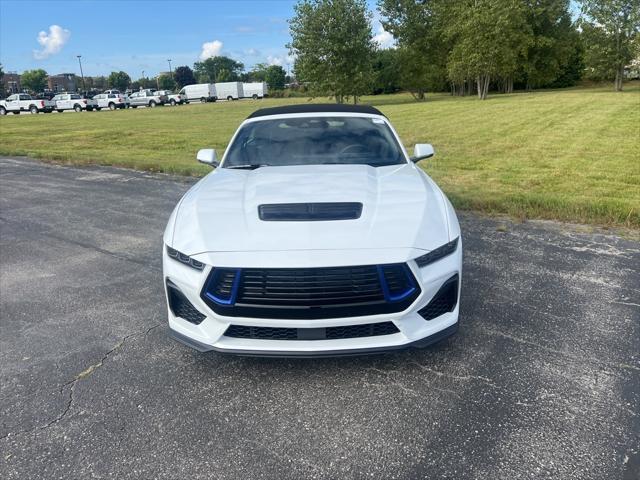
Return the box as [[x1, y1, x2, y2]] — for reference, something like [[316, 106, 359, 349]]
[[77, 55, 86, 92], [167, 59, 173, 75]]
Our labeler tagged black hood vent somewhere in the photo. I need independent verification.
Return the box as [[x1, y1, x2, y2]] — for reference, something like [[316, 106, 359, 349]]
[[258, 202, 363, 221]]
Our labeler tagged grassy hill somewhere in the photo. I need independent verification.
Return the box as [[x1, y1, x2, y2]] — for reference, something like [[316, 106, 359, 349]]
[[1, 83, 638, 227]]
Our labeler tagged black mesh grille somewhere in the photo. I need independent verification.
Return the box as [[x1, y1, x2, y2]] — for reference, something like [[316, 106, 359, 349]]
[[167, 280, 206, 325], [224, 322, 399, 340], [417, 274, 459, 321], [258, 203, 363, 221], [239, 266, 384, 306], [201, 264, 420, 319]]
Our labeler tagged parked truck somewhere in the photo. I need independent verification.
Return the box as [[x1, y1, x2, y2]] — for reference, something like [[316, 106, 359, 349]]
[[0, 93, 54, 115], [242, 82, 268, 99], [178, 84, 217, 103], [215, 82, 244, 101]]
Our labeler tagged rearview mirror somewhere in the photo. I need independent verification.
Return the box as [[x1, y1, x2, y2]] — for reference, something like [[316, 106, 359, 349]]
[[196, 148, 218, 167], [411, 144, 435, 163]]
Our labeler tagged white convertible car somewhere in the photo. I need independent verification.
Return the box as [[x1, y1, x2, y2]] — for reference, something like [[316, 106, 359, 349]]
[[163, 104, 462, 356]]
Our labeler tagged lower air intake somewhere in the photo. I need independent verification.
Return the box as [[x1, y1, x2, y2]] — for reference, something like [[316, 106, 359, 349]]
[[224, 322, 399, 340], [417, 274, 459, 321], [167, 280, 206, 325]]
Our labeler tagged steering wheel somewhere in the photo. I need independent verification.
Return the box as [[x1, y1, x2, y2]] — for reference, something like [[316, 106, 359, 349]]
[[338, 144, 369, 156]]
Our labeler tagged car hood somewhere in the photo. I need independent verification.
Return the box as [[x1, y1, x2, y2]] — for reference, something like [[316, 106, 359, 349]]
[[171, 164, 450, 256]]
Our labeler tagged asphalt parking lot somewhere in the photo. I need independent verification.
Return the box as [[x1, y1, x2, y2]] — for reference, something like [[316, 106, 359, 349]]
[[0, 156, 638, 480]]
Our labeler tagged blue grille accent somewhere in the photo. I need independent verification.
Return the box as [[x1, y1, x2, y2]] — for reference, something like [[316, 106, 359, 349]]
[[377, 264, 417, 302], [203, 268, 241, 305]]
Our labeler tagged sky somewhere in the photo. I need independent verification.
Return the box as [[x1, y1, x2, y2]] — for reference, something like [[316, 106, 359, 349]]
[[0, 0, 393, 78]]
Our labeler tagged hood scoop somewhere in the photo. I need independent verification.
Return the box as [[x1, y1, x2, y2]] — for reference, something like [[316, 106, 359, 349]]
[[258, 202, 363, 221]]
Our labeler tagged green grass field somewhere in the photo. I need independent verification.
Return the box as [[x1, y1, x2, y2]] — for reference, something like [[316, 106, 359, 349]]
[[1, 84, 639, 227]]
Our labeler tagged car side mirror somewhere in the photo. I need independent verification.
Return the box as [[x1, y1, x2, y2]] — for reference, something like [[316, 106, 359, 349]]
[[196, 148, 219, 167], [411, 144, 435, 163]]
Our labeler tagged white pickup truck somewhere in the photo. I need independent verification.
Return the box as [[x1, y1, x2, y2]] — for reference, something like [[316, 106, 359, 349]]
[[0, 93, 55, 115], [53, 93, 98, 112]]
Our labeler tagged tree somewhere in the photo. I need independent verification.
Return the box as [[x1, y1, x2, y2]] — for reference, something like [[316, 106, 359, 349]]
[[443, 0, 531, 99], [371, 48, 402, 94], [265, 65, 286, 89], [174, 66, 196, 88], [248, 63, 269, 82], [193, 56, 244, 83], [579, 0, 640, 90], [379, 0, 448, 99], [107, 71, 131, 91], [157, 74, 176, 90], [519, 0, 580, 90], [21, 69, 48, 93], [289, 0, 375, 103]]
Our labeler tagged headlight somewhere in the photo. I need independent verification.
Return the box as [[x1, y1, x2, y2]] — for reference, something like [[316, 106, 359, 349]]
[[415, 238, 459, 268], [166, 245, 205, 271]]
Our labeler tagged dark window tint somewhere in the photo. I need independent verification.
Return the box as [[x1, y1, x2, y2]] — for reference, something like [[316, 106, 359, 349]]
[[224, 117, 406, 168]]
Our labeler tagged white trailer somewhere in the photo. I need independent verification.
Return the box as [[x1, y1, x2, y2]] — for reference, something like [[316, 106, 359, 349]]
[[242, 82, 268, 99], [178, 84, 217, 103], [215, 82, 244, 101]]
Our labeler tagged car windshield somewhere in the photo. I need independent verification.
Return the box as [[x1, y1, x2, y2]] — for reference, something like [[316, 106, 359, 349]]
[[223, 116, 406, 168]]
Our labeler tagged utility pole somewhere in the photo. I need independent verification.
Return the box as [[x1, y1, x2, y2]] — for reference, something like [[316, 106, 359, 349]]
[[167, 59, 173, 75], [77, 55, 86, 92]]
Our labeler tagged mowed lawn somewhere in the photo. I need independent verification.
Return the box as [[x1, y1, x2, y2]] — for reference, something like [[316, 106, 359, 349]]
[[1, 84, 638, 227]]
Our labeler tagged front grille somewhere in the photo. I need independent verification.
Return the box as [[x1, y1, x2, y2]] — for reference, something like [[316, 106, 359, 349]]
[[417, 274, 459, 321], [258, 202, 363, 221], [201, 264, 420, 319], [224, 321, 399, 340], [167, 280, 206, 325]]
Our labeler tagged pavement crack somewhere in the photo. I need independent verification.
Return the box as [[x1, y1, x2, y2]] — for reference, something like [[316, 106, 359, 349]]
[[0, 323, 162, 442]]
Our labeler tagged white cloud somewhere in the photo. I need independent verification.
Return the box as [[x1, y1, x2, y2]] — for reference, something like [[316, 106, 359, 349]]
[[33, 25, 71, 59], [372, 16, 395, 49], [267, 55, 284, 66], [245, 48, 260, 56], [373, 29, 394, 49], [199, 40, 223, 60]]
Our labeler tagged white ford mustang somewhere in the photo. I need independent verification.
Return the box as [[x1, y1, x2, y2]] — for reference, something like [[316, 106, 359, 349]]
[[163, 104, 462, 356]]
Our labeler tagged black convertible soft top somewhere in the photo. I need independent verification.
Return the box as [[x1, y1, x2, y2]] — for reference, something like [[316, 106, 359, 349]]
[[247, 103, 385, 119]]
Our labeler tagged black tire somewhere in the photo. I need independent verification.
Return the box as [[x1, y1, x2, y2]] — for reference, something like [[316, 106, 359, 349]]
[[12, 111, 20, 115], [29, 105, 39, 114], [74, 104, 82, 113], [149, 101, 156, 108], [170, 99, 176, 106], [57, 109, 64, 113], [108, 102, 116, 111], [252, 94, 258, 100], [227, 96, 233, 101], [0, 107, 6, 116], [200, 97, 207, 103]]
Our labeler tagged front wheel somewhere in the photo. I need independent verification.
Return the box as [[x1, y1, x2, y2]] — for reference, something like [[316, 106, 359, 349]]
[[149, 101, 156, 108], [200, 97, 207, 103], [108, 102, 116, 111], [0, 107, 6, 116], [170, 99, 176, 106], [74, 104, 83, 113], [227, 96, 233, 101], [29, 106, 38, 114], [252, 94, 258, 100]]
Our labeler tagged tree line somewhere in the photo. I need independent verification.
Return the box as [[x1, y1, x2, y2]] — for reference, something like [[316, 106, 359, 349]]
[[2, 60, 288, 96], [289, 0, 640, 102]]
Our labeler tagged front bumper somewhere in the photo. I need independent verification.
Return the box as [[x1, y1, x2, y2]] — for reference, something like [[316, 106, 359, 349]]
[[163, 245, 462, 357]]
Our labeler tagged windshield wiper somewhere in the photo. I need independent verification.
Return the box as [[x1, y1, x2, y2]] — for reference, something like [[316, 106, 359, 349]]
[[224, 164, 268, 170]]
